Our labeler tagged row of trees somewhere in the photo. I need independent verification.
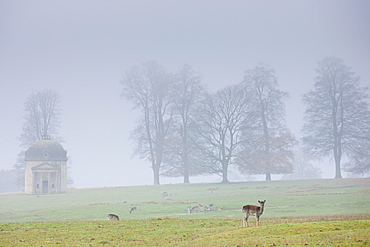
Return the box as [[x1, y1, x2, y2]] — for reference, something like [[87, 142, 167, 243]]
[[121, 57, 370, 185], [121, 62, 296, 184], [13, 57, 369, 187]]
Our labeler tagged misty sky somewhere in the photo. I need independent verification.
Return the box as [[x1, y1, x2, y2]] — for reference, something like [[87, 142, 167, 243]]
[[1, 1, 369, 188]]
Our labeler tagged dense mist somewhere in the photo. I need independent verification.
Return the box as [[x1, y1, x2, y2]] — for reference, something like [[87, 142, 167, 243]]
[[1, 1, 369, 190]]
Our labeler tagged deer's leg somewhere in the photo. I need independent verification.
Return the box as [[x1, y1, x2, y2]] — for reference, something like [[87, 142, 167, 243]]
[[256, 215, 259, 226], [243, 213, 249, 227]]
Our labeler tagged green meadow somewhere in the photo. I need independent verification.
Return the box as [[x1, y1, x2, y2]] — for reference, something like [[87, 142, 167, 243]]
[[1, 178, 369, 246]]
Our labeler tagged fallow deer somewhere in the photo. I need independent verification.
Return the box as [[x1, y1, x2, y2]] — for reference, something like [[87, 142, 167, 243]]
[[199, 204, 206, 212], [242, 200, 266, 227], [130, 207, 137, 214], [190, 205, 200, 213], [162, 192, 168, 199], [107, 213, 120, 220]]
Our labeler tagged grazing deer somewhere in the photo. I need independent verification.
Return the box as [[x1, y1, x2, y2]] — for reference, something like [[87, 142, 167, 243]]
[[107, 214, 120, 220], [130, 207, 137, 214], [190, 205, 200, 213], [162, 192, 176, 200], [242, 200, 266, 227]]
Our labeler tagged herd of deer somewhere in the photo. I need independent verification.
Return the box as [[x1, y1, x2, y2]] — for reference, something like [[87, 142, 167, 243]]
[[187, 203, 217, 213], [107, 200, 266, 227]]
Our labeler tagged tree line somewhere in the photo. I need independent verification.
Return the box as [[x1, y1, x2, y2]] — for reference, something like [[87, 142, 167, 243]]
[[121, 62, 295, 184], [121, 57, 370, 185], [14, 57, 370, 187]]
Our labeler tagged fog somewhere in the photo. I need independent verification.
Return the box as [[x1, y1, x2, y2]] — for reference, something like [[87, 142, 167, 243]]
[[1, 1, 369, 189]]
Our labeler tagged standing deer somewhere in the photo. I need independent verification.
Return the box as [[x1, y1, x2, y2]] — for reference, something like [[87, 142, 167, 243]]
[[107, 214, 120, 220], [242, 200, 266, 227]]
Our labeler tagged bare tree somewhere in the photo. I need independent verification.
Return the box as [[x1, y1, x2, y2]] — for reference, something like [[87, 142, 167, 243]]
[[19, 89, 61, 147], [14, 89, 63, 183], [193, 84, 251, 183], [161, 65, 206, 183], [302, 57, 370, 178], [121, 61, 173, 185], [237, 64, 295, 180]]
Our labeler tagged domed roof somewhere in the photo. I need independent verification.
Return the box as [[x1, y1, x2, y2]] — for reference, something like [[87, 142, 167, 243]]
[[25, 139, 67, 161]]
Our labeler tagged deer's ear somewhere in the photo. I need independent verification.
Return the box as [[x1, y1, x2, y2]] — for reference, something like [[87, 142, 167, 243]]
[[258, 200, 261, 203], [263, 200, 266, 203]]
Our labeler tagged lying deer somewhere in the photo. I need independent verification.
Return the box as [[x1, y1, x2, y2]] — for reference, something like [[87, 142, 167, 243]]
[[242, 200, 266, 227], [207, 204, 214, 211], [107, 213, 120, 220], [162, 192, 169, 199]]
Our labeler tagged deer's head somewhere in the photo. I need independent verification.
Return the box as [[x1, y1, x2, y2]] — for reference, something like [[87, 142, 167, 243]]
[[258, 200, 266, 207]]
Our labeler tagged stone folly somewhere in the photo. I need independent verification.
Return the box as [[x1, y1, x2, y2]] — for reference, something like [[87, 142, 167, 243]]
[[24, 138, 67, 194]]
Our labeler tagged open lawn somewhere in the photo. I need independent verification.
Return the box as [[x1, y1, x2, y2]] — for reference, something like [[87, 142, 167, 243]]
[[1, 178, 369, 222], [1, 216, 369, 246], [1, 178, 369, 246]]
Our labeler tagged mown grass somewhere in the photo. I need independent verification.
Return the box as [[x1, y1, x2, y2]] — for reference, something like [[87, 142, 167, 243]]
[[1, 216, 369, 246], [1, 178, 370, 246], [1, 178, 369, 223]]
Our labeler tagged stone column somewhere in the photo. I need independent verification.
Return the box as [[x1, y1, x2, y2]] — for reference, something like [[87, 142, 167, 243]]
[[24, 162, 35, 194], [60, 162, 67, 193]]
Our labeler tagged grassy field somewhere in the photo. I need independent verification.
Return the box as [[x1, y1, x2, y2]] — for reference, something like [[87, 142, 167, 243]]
[[1, 216, 369, 246], [1, 178, 370, 246]]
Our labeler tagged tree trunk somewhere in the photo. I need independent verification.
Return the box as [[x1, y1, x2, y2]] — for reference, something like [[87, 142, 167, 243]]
[[335, 93, 344, 179], [221, 174, 229, 183], [183, 173, 190, 183], [183, 149, 190, 183], [335, 161, 342, 179], [221, 162, 229, 183], [334, 144, 342, 178], [262, 110, 271, 181], [182, 138, 190, 183], [333, 113, 342, 179], [152, 163, 160, 185]]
